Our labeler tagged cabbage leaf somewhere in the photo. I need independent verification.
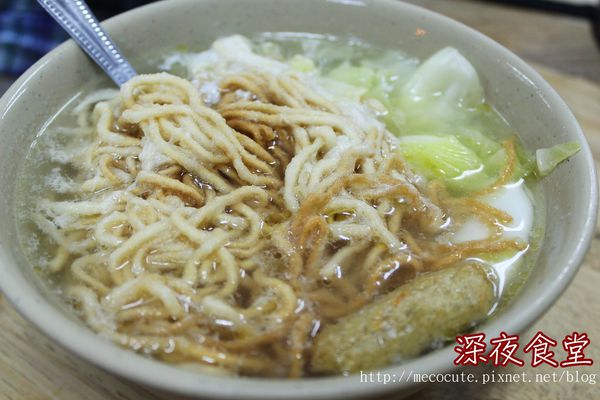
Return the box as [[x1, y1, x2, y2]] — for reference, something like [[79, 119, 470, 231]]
[[536, 142, 581, 177]]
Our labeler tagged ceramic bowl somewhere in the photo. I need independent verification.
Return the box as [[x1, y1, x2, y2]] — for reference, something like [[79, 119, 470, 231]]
[[0, 0, 596, 399]]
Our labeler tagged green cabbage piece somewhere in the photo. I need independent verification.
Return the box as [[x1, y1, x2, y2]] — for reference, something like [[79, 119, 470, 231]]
[[289, 55, 316, 73], [318, 77, 367, 103], [454, 128, 501, 159], [535, 142, 581, 177], [397, 134, 538, 194], [398, 135, 482, 180], [321, 45, 540, 190], [514, 140, 537, 179], [327, 62, 376, 88], [360, 52, 419, 87], [324, 47, 486, 136], [401, 47, 484, 109], [389, 48, 485, 135], [397, 135, 494, 194], [489, 144, 535, 189]]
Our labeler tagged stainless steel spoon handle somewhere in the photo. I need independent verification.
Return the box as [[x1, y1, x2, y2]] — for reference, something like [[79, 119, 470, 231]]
[[37, 0, 136, 86]]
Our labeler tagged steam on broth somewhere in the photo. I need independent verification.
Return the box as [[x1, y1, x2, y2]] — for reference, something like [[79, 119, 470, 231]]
[[17, 33, 572, 377]]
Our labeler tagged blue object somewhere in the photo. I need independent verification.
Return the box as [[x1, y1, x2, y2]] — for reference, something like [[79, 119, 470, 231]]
[[0, 0, 152, 75]]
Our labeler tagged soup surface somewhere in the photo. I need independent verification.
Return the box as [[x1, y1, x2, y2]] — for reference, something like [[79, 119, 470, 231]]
[[16, 34, 553, 377]]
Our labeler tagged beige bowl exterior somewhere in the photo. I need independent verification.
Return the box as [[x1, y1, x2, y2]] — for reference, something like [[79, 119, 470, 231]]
[[0, 0, 596, 399]]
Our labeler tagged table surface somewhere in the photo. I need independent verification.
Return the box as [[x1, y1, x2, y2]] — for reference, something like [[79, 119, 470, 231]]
[[1, 1, 600, 399], [407, 0, 600, 84]]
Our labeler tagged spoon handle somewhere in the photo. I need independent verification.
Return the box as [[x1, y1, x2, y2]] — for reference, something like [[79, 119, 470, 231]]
[[37, 0, 137, 86]]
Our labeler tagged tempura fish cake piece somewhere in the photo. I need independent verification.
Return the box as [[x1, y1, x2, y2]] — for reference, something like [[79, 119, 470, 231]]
[[310, 263, 496, 374]]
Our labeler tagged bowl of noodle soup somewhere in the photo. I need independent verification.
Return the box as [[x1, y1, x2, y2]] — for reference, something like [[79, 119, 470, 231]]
[[0, 0, 596, 399]]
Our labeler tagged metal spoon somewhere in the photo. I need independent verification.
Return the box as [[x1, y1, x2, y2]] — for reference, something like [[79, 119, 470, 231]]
[[37, 0, 137, 86]]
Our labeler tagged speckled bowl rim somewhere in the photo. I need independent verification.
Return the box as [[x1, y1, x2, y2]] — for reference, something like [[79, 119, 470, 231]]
[[0, 0, 597, 399]]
